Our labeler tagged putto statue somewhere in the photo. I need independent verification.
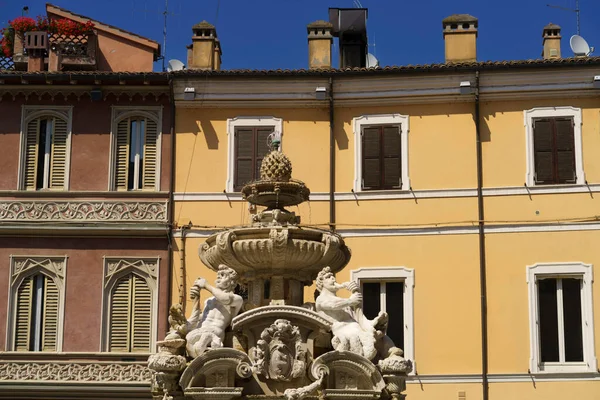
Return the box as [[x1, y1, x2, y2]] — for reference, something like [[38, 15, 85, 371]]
[[185, 264, 244, 358], [315, 266, 402, 361]]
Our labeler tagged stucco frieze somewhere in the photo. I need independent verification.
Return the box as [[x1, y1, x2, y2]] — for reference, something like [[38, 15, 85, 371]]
[[0, 361, 152, 383], [0, 200, 168, 223]]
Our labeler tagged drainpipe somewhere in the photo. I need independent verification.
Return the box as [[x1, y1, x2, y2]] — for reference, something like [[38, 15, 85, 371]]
[[474, 70, 489, 400], [328, 77, 336, 232], [179, 222, 192, 313], [167, 76, 176, 315]]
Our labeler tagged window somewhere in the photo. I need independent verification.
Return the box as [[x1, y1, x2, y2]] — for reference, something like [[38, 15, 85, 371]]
[[351, 267, 415, 365], [352, 114, 410, 192], [111, 107, 162, 191], [524, 107, 584, 186], [7, 257, 66, 352], [102, 258, 158, 353], [19, 107, 72, 191], [226, 116, 283, 192], [527, 263, 597, 373]]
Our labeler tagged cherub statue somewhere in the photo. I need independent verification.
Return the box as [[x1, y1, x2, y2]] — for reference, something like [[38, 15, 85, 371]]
[[315, 266, 402, 361], [163, 303, 189, 341], [185, 264, 244, 358]]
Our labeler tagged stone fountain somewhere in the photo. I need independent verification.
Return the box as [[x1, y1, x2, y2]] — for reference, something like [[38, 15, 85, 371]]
[[148, 135, 412, 400]]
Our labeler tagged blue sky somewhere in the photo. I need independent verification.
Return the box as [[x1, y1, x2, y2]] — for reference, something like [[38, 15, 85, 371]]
[[1, 0, 599, 71]]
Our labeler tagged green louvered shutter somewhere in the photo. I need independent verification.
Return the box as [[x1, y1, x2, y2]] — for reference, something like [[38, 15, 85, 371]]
[[142, 119, 158, 190], [49, 118, 69, 190], [23, 119, 40, 190], [131, 275, 152, 352], [114, 119, 131, 190], [41, 276, 59, 351], [14, 276, 34, 350]]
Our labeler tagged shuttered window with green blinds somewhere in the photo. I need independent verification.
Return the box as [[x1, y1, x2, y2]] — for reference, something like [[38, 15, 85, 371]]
[[233, 126, 273, 191], [114, 117, 159, 191], [13, 274, 59, 351], [22, 117, 69, 190], [533, 118, 576, 185], [361, 125, 401, 190], [109, 273, 152, 352]]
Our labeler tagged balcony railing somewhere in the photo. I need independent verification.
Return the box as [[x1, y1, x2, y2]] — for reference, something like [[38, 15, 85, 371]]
[[12, 31, 97, 70], [0, 56, 14, 71]]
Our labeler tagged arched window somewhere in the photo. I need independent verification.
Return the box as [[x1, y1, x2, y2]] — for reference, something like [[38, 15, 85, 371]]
[[112, 109, 161, 191], [8, 257, 66, 352], [102, 258, 158, 353], [20, 108, 72, 191]]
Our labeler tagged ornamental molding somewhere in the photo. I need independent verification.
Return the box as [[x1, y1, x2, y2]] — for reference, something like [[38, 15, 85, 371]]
[[104, 258, 159, 289], [0, 362, 152, 383], [0, 87, 168, 102], [111, 105, 162, 123], [0, 200, 168, 223], [10, 256, 66, 287]]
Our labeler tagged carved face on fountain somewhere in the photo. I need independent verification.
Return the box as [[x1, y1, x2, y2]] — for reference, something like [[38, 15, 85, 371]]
[[316, 266, 343, 293], [215, 264, 238, 292]]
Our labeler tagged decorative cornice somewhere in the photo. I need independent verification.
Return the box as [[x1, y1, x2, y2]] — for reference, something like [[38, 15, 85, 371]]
[[0, 85, 168, 102], [0, 200, 168, 223], [0, 361, 152, 383]]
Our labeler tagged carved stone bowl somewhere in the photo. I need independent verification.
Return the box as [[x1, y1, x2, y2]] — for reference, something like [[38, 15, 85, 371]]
[[241, 179, 310, 208], [198, 226, 351, 283]]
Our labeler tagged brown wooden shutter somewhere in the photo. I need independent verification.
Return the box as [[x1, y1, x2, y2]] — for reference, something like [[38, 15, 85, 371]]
[[131, 275, 152, 352], [41, 276, 59, 351], [533, 119, 554, 184], [49, 118, 68, 190], [234, 128, 254, 191], [115, 119, 131, 190], [555, 118, 576, 183], [255, 127, 273, 180], [14, 276, 34, 351], [362, 127, 381, 190], [109, 275, 132, 351], [23, 119, 40, 190], [142, 118, 159, 190], [383, 126, 401, 189]]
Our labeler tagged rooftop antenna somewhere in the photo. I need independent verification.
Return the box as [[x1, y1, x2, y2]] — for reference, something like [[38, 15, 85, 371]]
[[547, 0, 580, 35], [131, 0, 179, 71]]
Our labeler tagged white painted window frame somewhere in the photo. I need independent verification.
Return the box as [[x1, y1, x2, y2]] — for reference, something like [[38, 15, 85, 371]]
[[226, 116, 283, 193], [352, 114, 410, 193], [524, 107, 584, 186], [6, 256, 68, 352], [109, 106, 163, 191], [351, 267, 415, 370], [100, 257, 160, 353], [527, 262, 597, 373], [18, 106, 73, 191]]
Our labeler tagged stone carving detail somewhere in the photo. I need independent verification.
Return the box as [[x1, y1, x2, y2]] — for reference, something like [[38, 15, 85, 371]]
[[0, 201, 168, 222], [105, 258, 158, 288], [252, 319, 306, 381], [11, 257, 65, 286], [316, 266, 407, 364], [0, 362, 152, 382]]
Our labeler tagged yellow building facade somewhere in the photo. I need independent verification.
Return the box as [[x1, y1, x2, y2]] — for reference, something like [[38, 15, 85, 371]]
[[169, 16, 600, 400]]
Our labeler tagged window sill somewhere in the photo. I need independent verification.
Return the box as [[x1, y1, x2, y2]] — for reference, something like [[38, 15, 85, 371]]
[[533, 362, 595, 374]]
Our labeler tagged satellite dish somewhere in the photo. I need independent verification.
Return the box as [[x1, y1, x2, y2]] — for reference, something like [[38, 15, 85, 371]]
[[570, 35, 592, 57], [366, 53, 379, 68], [167, 59, 185, 72]]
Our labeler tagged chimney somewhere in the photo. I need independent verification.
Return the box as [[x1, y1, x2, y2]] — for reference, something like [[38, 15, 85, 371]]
[[24, 31, 48, 72], [442, 14, 478, 63], [329, 8, 368, 68], [189, 21, 221, 70], [307, 20, 333, 69], [48, 45, 62, 72], [542, 23, 561, 59]]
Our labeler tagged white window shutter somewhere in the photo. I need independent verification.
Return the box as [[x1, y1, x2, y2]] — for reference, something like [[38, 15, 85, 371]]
[[109, 275, 133, 351], [41, 276, 59, 351], [131, 274, 152, 352], [49, 118, 68, 190], [23, 119, 40, 190], [142, 118, 158, 190], [115, 119, 131, 191]]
